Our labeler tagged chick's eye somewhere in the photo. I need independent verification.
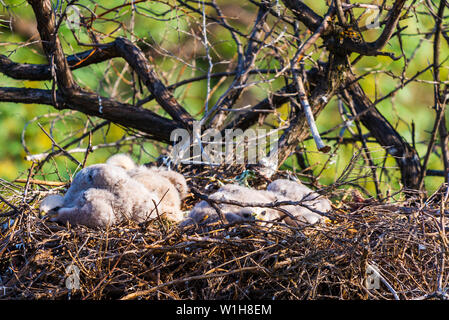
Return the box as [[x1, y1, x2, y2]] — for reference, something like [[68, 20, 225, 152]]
[[244, 212, 256, 219]]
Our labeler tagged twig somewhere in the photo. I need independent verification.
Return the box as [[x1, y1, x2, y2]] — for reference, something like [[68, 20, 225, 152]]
[[120, 266, 264, 300], [0, 194, 18, 212], [14, 179, 67, 187], [37, 123, 82, 167], [293, 76, 331, 153]]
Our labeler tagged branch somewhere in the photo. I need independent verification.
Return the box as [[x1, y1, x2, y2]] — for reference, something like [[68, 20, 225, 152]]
[[294, 75, 330, 153], [283, 0, 408, 56], [434, 0, 449, 184], [281, 0, 324, 31], [341, 74, 422, 190], [5, 0, 194, 129], [224, 83, 296, 132], [290, 7, 334, 152], [0, 37, 194, 128], [338, 0, 407, 56], [256, 63, 340, 177], [224, 66, 325, 132], [27, 0, 78, 93], [0, 87, 180, 143], [205, 6, 269, 129], [0, 42, 119, 81], [113, 37, 194, 127]]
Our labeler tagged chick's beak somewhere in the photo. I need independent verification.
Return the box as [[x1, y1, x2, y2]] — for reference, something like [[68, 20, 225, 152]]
[[41, 208, 60, 221]]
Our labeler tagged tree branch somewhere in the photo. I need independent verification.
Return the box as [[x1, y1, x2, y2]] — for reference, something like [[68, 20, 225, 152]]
[[281, 0, 324, 31], [342, 74, 422, 190], [205, 6, 269, 129], [0, 37, 194, 128], [27, 0, 78, 93], [113, 37, 194, 128], [283, 0, 408, 56], [8, 0, 194, 130], [0, 87, 179, 143], [0, 42, 119, 81]]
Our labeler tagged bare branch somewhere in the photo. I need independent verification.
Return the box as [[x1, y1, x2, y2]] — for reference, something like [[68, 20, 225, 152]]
[[0, 87, 179, 143], [27, 0, 78, 93]]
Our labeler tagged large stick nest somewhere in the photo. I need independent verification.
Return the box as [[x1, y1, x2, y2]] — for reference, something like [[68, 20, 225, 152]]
[[0, 165, 448, 300]]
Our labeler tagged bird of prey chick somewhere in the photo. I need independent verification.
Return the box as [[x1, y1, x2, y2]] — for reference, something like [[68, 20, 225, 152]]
[[181, 184, 281, 227], [267, 179, 331, 225], [107, 153, 189, 222], [182, 179, 332, 227], [40, 164, 160, 228]]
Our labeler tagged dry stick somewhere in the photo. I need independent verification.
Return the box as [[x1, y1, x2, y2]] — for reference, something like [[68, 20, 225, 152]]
[[80, 131, 93, 169], [28, 138, 138, 161], [435, 1, 449, 283], [437, 117, 449, 183], [205, 6, 268, 129], [281, 0, 323, 31], [0, 42, 119, 81], [140, 189, 170, 233], [283, 0, 407, 55], [19, 1, 184, 141], [150, 199, 166, 235], [113, 37, 193, 128], [37, 123, 82, 167], [436, 182, 448, 294], [82, 233, 139, 300], [343, 91, 382, 199], [2, 4, 192, 130], [0, 51, 292, 102], [120, 266, 263, 300], [190, 187, 226, 225], [27, 0, 79, 99], [21, 162, 35, 204], [366, 263, 400, 300], [287, 7, 333, 153], [343, 74, 422, 191], [419, 0, 449, 188], [294, 77, 331, 153], [419, 98, 447, 189], [24, 120, 106, 164], [14, 179, 67, 187], [0, 194, 18, 213], [259, 76, 339, 176], [0, 87, 180, 143], [334, 0, 348, 25]]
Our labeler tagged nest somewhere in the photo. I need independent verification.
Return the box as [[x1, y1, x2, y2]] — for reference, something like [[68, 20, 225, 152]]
[[0, 165, 448, 300]]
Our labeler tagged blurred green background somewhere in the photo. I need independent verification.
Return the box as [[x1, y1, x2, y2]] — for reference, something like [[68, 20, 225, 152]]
[[0, 0, 447, 196]]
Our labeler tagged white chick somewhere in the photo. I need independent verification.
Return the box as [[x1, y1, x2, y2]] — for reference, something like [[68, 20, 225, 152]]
[[267, 179, 332, 213], [40, 164, 160, 228], [181, 184, 280, 227], [106, 154, 189, 222], [266, 179, 332, 225], [128, 166, 186, 222], [106, 153, 137, 171]]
